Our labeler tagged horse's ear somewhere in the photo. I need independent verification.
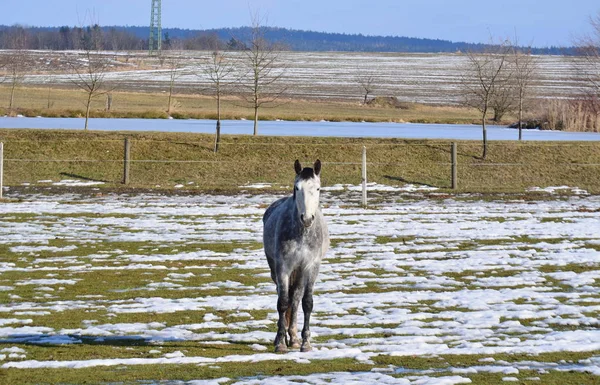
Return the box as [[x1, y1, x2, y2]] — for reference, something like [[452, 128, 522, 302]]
[[314, 159, 321, 176], [294, 160, 302, 175]]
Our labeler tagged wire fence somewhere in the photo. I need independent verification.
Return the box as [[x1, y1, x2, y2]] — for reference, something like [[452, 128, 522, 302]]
[[1, 137, 600, 196]]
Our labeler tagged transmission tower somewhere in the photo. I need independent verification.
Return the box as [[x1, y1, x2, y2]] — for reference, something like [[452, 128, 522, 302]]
[[149, 0, 162, 54]]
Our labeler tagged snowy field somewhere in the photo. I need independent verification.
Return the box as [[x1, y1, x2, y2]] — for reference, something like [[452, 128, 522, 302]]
[[18, 51, 589, 104], [1, 187, 600, 384]]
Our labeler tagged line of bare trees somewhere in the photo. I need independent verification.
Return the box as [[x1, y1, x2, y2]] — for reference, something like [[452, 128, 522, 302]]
[[350, 13, 599, 159], [0, 14, 290, 150], [164, 13, 289, 150]]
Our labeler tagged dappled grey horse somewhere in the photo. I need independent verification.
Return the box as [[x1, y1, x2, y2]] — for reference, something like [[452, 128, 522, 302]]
[[263, 159, 329, 353]]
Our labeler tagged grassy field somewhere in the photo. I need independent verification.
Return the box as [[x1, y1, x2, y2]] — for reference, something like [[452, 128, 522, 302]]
[[1, 129, 600, 194], [0, 85, 485, 124], [0, 191, 599, 384]]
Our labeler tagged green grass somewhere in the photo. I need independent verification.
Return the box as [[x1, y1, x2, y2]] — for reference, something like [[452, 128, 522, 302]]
[[1, 129, 600, 193], [1, 358, 373, 385], [5, 349, 599, 385], [374, 351, 600, 372]]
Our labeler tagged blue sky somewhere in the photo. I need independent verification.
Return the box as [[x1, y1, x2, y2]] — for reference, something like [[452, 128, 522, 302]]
[[1, 0, 598, 47]]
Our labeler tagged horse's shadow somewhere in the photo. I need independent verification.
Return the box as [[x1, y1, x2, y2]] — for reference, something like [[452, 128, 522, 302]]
[[0, 334, 263, 350], [382, 142, 485, 188], [0, 334, 152, 347], [383, 175, 438, 189]]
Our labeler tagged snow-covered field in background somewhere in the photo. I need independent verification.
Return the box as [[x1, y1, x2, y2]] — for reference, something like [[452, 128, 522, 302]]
[[18, 51, 589, 104], [0, 189, 599, 383]]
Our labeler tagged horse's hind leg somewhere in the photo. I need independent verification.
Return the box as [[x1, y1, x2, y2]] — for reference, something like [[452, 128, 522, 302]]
[[285, 307, 300, 348], [287, 275, 303, 349], [266, 254, 276, 283]]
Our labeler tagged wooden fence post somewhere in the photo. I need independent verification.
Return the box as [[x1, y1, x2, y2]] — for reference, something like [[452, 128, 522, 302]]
[[0, 142, 3, 199], [451, 142, 457, 190], [362, 146, 367, 207], [123, 138, 130, 185]]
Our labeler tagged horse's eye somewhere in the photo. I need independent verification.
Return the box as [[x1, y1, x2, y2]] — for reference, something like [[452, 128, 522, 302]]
[[295, 186, 299, 191], [317, 188, 320, 191]]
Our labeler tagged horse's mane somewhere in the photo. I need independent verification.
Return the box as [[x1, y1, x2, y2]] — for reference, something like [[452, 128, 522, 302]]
[[298, 167, 315, 180]]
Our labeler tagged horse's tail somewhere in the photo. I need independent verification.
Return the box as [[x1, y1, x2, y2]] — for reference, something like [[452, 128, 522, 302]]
[[288, 268, 299, 305]]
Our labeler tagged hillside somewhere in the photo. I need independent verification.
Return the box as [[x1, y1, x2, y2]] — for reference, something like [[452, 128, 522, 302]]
[[162, 26, 568, 54], [2, 129, 600, 194], [0, 24, 572, 54]]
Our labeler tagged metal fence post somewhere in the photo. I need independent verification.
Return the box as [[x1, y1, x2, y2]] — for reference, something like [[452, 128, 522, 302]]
[[451, 142, 457, 190], [362, 146, 367, 207], [123, 138, 130, 185], [0, 142, 3, 199]]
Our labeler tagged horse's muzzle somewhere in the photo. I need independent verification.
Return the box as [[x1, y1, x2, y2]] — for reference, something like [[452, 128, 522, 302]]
[[300, 214, 315, 228]]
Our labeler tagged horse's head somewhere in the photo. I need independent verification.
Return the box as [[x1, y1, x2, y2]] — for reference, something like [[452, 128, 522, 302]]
[[293, 159, 322, 228]]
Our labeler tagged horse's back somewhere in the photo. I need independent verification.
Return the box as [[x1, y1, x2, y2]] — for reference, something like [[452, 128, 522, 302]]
[[263, 197, 290, 263], [263, 196, 289, 224]]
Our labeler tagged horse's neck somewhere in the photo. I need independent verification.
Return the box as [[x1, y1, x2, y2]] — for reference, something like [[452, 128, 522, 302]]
[[287, 197, 301, 223]]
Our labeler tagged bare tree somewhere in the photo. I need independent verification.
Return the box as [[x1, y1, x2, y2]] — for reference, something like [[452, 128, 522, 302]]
[[571, 11, 600, 131], [238, 13, 289, 136], [511, 40, 539, 140], [43, 59, 58, 110], [355, 69, 377, 104], [203, 50, 235, 152], [0, 27, 31, 115], [67, 22, 115, 129], [576, 12, 600, 95], [164, 56, 183, 115], [0, 51, 29, 115], [460, 41, 512, 159], [489, 76, 515, 123]]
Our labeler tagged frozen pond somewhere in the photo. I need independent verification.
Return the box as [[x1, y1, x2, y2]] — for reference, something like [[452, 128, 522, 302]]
[[2, 117, 600, 141]]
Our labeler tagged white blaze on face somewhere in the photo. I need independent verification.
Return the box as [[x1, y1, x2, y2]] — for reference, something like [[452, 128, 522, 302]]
[[295, 176, 321, 227]]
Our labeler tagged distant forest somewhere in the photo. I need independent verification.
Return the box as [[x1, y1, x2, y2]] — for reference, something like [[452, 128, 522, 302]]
[[0, 24, 575, 55]]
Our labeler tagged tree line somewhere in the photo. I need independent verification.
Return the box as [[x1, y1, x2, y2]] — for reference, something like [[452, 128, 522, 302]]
[[0, 14, 290, 148], [0, 24, 576, 55], [0, 25, 145, 51]]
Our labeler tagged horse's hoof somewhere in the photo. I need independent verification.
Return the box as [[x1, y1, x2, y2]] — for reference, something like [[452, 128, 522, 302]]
[[289, 339, 301, 349], [275, 344, 288, 353], [300, 342, 312, 352]]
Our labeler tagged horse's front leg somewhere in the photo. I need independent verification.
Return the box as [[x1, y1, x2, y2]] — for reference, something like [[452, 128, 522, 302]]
[[301, 285, 314, 352], [274, 275, 289, 353]]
